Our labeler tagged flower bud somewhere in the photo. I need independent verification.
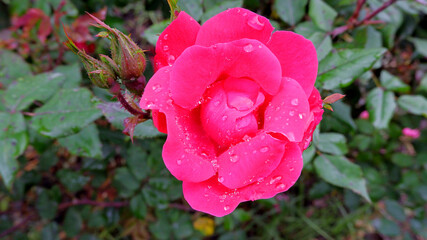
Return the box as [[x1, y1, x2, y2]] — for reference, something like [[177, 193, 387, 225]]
[[64, 34, 116, 89], [89, 14, 146, 81]]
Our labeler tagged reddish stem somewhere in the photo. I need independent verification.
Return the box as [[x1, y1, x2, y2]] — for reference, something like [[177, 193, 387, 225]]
[[116, 91, 150, 118]]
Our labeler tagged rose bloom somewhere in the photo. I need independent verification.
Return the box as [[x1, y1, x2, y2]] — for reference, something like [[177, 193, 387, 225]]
[[402, 127, 420, 139], [140, 8, 323, 217]]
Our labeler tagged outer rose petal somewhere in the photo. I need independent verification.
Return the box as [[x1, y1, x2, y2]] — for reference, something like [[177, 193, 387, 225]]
[[140, 66, 173, 113], [299, 88, 324, 150], [267, 31, 318, 96], [162, 106, 217, 182], [242, 142, 303, 200], [218, 132, 286, 189], [183, 177, 243, 217], [151, 110, 167, 134], [171, 39, 282, 109], [264, 77, 310, 142], [196, 8, 274, 47], [155, 12, 200, 70]]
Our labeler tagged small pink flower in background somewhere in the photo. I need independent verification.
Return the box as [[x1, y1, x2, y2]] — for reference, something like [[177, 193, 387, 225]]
[[359, 110, 369, 119], [402, 128, 421, 139], [140, 8, 323, 216]]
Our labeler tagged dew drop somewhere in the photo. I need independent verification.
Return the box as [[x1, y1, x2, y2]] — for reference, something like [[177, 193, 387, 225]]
[[260, 147, 269, 153], [275, 106, 280, 111], [289, 111, 295, 116], [289, 167, 294, 172], [243, 43, 254, 53], [291, 98, 299, 106], [230, 154, 239, 163], [247, 15, 265, 30], [222, 115, 228, 121], [299, 113, 303, 119], [276, 183, 286, 190], [258, 44, 262, 49], [218, 176, 224, 183], [152, 84, 162, 93], [166, 99, 173, 105], [224, 205, 230, 211], [213, 100, 220, 106], [177, 159, 182, 165], [146, 101, 154, 108], [269, 176, 282, 184], [167, 55, 175, 65], [163, 45, 169, 51], [163, 34, 168, 40]]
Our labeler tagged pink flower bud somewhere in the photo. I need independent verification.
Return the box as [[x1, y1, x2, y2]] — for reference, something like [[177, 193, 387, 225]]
[[359, 110, 369, 119], [402, 128, 421, 139]]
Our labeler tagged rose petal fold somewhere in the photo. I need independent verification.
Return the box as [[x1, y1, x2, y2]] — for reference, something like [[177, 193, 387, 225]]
[[171, 39, 282, 109], [264, 77, 310, 142], [299, 88, 324, 150], [155, 11, 200, 70], [267, 31, 318, 96], [140, 66, 172, 112], [217, 132, 286, 189], [196, 8, 274, 47], [183, 177, 243, 217]]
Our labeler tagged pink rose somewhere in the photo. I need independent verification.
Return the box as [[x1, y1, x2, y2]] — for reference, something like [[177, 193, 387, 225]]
[[140, 8, 323, 217], [402, 128, 420, 139]]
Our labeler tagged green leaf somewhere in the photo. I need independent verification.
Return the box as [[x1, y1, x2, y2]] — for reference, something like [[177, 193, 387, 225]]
[[397, 95, 427, 115], [274, 0, 308, 26], [63, 208, 83, 237], [391, 153, 413, 167], [0, 50, 32, 87], [126, 146, 149, 181], [178, 0, 203, 21], [308, 0, 337, 31], [372, 218, 401, 236], [58, 124, 102, 159], [314, 154, 371, 202], [370, 0, 403, 48], [130, 193, 147, 219], [417, 74, 427, 93], [36, 190, 58, 220], [315, 133, 348, 155], [318, 48, 386, 90], [295, 21, 322, 38], [41, 222, 59, 240], [0, 112, 27, 157], [330, 101, 357, 130], [303, 144, 316, 167], [384, 199, 406, 222], [113, 167, 140, 198], [53, 63, 82, 88], [308, 32, 332, 61], [366, 88, 396, 129], [31, 88, 102, 138], [56, 169, 90, 193], [98, 102, 164, 139], [201, 0, 243, 23], [3, 72, 65, 111], [143, 20, 170, 46], [0, 139, 19, 189], [380, 71, 410, 93]]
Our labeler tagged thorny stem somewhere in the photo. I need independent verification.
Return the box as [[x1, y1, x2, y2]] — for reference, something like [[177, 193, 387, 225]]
[[330, 0, 398, 37], [116, 91, 150, 119], [0, 200, 128, 238]]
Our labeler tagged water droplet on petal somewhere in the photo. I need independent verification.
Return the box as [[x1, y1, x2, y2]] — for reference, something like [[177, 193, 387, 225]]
[[218, 176, 224, 183], [243, 43, 254, 52], [260, 147, 269, 153], [166, 99, 173, 105], [291, 98, 299, 106], [177, 159, 182, 165], [152, 84, 162, 93], [222, 115, 228, 121], [299, 113, 303, 119], [289, 167, 295, 172], [146, 101, 154, 108], [163, 34, 168, 40], [167, 55, 175, 65], [163, 45, 169, 51], [224, 205, 230, 211], [247, 15, 265, 30], [276, 183, 286, 190], [289, 111, 295, 116], [269, 176, 282, 184], [275, 106, 280, 111], [213, 100, 220, 106], [230, 154, 239, 163]]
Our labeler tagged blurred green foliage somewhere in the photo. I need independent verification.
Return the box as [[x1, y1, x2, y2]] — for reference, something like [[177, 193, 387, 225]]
[[0, 0, 427, 239]]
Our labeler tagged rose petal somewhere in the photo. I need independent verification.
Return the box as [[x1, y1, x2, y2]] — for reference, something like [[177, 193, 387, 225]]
[[171, 39, 281, 109], [299, 88, 324, 149], [196, 8, 274, 47], [242, 142, 303, 200], [267, 31, 318, 96], [264, 77, 310, 142], [151, 110, 167, 134], [183, 177, 243, 217], [140, 66, 172, 112], [162, 106, 217, 182], [155, 11, 200, 70], [217, 132, 286, 189]]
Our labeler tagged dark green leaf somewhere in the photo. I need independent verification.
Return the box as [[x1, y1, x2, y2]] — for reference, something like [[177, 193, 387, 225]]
[[130, 193, 147, 219], [0, 50, 32, 87], [308, 32, 332, 61], [295, 21, 322, 38], [366, 88, 396, 129], [303, 144, 316, 167], [98, 102, 163, 139], [314, 154, 371, 202], [178, 0, 203, 21], [0, 139, 19, 189], [274, 0, 308, 26], [63, 208, 83, 237], [0, 112, 27, 156], [113, 167, 140, 198], [143, 20, 169, 46], [201, 0, 243, 23], [126, 146, 149, 181], [56, 169, 90, 193], [409, 38, 427, 57], [41, 222, 59, 240], [384, 199, 406, 222], [317, 48, 386, 89], [391, 153, 413, 167], [308, 0, 337, 31], [3, 73, 65, 111], [380, 71, 410, 93], [31, 88, 102, 138], [330, 101, 357, 130], [58, 124, 102, 159], [372, 218, 401, 236], [36, 190, 58, 220], [315, 133, 348, 155], [397, 95, 427, 115]]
